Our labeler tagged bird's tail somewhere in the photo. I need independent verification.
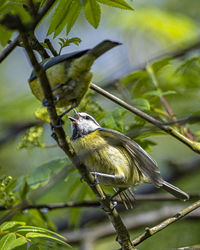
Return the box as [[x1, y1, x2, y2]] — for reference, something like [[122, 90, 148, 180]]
[[113, 188, 135, 210], [88, 40, 122, 59], [71, 40, 121, 74], [162, 181, 189, 201]]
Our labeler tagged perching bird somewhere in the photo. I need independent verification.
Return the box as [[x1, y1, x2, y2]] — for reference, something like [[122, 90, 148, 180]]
[[69, 110, 189, 208], [28, 40, 121, 114]]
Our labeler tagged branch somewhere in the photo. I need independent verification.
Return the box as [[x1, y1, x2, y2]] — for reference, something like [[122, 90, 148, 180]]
[[44, 38, 58, 56], [0, 193, 199, 211], [90, 83, 200, 154], [62, 204, 200, 244], [132, 199, 200, 246], [0, 0, 56, 63], [8, 16, 134, 250]]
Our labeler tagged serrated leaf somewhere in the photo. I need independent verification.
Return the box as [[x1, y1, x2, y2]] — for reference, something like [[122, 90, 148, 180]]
[[121, 71, 149, 86], [84, 0, 101, 28], [0, 233, 16, 249], [97, 0, 133, 10], [151, 57, 172, 73], [26, 232, 71, 248], [58, 37, 81, 54], [27, 158, 67, 189], [0, 221, 25, 232], [132, 98, 150, 111]]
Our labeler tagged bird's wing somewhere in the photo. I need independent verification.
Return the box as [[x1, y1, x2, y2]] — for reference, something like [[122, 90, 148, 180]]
[[29, 49, 89, 82], [98, 128, 163, 187]]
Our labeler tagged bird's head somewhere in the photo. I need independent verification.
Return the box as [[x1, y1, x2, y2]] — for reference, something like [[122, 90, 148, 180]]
[[69, 110, 100, 140]]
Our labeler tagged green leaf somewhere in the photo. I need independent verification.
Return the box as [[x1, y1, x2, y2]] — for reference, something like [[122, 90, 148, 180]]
[[121, 71, 149, 86], [58, 37, 81, 54], [66, 0, 82, 34], [47, 0, 73, 36], [132, 98, 150, 111], [26, 232, 71, 248], [48, 0, 82, 37], [84, 0, 101, 28], [7, 236, 27, 250], [26, 158, 67, 189], [0, 233, 16, 249], [151, 57, 172, 73], [0, 221, 25, 232], [17, 226, 66, 241], [0, 26, 13, 46], [97, 0, 133, 10], [143, 90, 176, 98]]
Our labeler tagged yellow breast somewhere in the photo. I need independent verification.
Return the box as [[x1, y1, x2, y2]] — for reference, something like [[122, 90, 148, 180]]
[[71, 130, 145, 188]]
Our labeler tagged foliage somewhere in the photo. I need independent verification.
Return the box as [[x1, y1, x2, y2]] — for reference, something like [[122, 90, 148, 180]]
[[0, 221, 71, 249], [0, 0, 133, 46]]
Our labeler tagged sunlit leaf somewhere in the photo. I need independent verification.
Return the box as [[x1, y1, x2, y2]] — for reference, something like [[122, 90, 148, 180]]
[[0, 233, 16, 249], [97, 0, 133, 10], [26, 232, 71, 248], [84, 0, 101, 28], [17, 226, 66, 241], [0, 221, 25, 232]]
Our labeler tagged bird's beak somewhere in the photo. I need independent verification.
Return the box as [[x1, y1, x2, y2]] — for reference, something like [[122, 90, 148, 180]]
[[68, 116, 77, 126], [73, 109, 79, 120], [68, 109, 79, 125]]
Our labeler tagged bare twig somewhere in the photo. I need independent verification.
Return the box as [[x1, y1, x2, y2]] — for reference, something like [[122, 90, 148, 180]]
[[132, 200, 200, 246], [90, 83, 200, 154]]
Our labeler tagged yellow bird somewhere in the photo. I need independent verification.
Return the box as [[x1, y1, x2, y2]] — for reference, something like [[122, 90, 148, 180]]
[[28, 40, 121, 114], [69, 110, 189, 208]]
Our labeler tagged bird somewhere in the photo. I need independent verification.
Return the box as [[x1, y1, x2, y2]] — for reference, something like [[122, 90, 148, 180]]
[[69, 110, 189, 209], [28, 40, 121, 116]]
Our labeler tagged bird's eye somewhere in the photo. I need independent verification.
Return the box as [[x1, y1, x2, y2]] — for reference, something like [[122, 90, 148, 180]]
[[85, 116, 90, 120]]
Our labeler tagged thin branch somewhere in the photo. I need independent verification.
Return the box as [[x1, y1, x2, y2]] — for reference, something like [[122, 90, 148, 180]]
[[44, 38, 58, 56], [0, 0, 56, 63], [90, 83, 200, 154], [9, 15, 134, 250], [62, 204, 200, 244], [0, 194, 199, 211], [0, 35, 20, 63], [132, 199, 200, 246]]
